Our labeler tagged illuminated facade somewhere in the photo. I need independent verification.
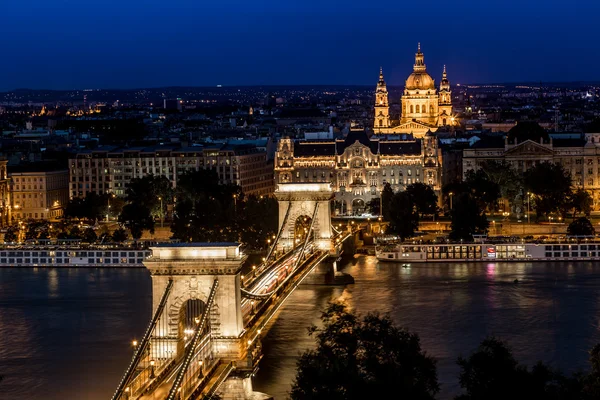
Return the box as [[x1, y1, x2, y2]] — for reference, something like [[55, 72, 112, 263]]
[[374, 44, 454, 137], [69, 145, 273, 199], [463, 133, 600, 212], [274, 130, 442, 215], [10, 169, 69, 221], [0, 160, 10, 226]]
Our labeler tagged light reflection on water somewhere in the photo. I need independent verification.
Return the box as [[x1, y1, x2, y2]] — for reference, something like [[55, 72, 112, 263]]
[[0, 259, 599, 399], [253, 257, 600, 399]]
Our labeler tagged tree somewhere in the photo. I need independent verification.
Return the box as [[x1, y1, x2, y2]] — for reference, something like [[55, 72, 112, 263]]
[[119, 204, 154, 240], [83, 227, 98, 243], [170, 170, 239, 242], [569, 188, 592, 218], [381, 182, 394, 221], [464, 169, 501, 212], [291, 302, 439, 400], [567, 217, 595, 237], [238, 195, 278, 250], [477, 161, 523, 213], [4, 225, 18, 243], [449, 193, 489, 241], [406, 182, 438, 218], [455, 337, 583, 400], [126, 175, 174, 219], [111, 228, 128, 243], [386, 192, 419, 240], [524, 162, 572, 220], [69, 225, 83, 240]]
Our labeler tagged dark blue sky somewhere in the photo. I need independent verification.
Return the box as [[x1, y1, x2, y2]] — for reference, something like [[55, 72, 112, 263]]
[[1, 0, 599, 90]]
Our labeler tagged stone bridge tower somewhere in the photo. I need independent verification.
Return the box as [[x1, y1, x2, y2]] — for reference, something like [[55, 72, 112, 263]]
[[144, 243, 246, 359], [274, 183, 334, 253]]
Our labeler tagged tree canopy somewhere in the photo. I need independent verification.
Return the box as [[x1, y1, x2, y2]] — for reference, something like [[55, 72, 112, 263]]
[[567, 217, 595, 237], [386, 191, 419, 240], [524, 162, 572, 220], [406, 182, 438, 218], [291, 302, 439, 400], [449, 192, 489, 241]]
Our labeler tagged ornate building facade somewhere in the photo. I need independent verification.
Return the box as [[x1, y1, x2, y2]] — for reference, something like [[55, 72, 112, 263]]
[[463, 131, 600, 212], [374, 44, 454, 137], [274, 130, 442, 215]]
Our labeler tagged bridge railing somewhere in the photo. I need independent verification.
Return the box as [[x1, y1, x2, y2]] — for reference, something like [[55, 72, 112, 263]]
[[167, 278, 219, 400], [111, 279, 174, 400]]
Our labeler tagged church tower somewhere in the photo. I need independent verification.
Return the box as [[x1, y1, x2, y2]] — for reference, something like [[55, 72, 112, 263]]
[[374, 67, 390, 130], [438, 65, 453, 126]]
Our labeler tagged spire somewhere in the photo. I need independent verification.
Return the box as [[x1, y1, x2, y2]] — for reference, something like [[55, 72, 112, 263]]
[[377, 67, 386, 90], [414, 42, 425, 72], [440, 64, 450, 90], [443, 64, 447, 77]]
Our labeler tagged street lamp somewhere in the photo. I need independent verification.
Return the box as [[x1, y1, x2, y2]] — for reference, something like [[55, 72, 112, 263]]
[[150, 359, 156, 379], [449, 192, 454, 210], [158, 196, 163, 228], [526, 192, 531, 224]]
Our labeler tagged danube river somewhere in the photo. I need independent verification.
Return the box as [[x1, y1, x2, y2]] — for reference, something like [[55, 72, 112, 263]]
[[1, 257, 600, 399]]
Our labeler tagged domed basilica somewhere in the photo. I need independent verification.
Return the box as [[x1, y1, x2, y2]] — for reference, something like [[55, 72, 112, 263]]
[[374, 44, 453, 137]]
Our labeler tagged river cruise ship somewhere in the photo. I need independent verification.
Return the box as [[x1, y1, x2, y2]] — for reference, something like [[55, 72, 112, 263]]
[[0, 245, 150, 267], [376, 242, 600, 263]]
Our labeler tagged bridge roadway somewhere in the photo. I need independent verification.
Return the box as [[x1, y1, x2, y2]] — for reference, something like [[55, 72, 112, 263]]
[[114, 229, 356, 400]]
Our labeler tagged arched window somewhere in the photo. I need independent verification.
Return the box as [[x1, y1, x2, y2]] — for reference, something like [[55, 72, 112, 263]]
[[416, 105, 420, 113], [443, 118, 447, 126], [410, 105, 414, 113], [379, 119, 383, 127], [430, 105, 434, 113]]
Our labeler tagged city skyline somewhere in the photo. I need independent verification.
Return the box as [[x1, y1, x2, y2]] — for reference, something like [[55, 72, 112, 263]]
[[2, 0, 600, 91]]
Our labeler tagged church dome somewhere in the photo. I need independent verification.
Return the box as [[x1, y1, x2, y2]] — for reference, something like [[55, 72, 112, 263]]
[[405, 43, 435, 91], [405, 71, 435, 90]]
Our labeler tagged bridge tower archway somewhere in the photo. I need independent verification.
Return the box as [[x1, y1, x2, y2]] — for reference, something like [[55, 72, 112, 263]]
[[274, 183, 334, 253], [144, 243, 247, 360]]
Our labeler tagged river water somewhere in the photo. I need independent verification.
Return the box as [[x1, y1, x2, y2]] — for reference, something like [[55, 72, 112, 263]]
[[1, 257, 600, 400]]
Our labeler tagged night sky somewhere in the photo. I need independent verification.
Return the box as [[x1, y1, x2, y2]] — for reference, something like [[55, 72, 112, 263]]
[[1, 0, 599, 90]]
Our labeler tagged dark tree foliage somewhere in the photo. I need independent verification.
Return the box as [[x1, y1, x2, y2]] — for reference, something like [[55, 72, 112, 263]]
[[119, 204, 154, 240], [111, 228, 128, 243], [449, 193, 489, 241], [381, 182, 394, 221], [567, 217, 595, 236], [68, 225, 83, 240], [83, 227, 98, 243], [476, 161, 522, 212], [455, 337, 584, 400], [4, 225, 18, 243], [125, 175, 174, 218], [65, 192, 113, 221], [386, 191, 419, 240], [291, 302, 439, 400], [239, 195, 278, 250], [24, 219, 49, 241], [170, 170, 239, 242], [524, 162, 572, 219], [406, 182, 438, 217], [569, 188, 592, 218], [464, 169, 501, 212]]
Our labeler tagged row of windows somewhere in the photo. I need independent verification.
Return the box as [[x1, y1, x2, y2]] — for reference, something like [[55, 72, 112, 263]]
[[0, 251, 146, 257], [0, 258, 144, 265]]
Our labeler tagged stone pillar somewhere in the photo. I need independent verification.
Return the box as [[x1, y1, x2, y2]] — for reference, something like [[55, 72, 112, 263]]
[[144, 244, 246, 360]]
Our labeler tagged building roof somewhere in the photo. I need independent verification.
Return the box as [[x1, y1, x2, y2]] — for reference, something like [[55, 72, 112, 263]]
[[294, 141, 336, 157], [471, 137, 505, 149], [8, 161, 67, 173], [379, 141, 422, 155], [337, 130, 379, 154], [553, 138, 587, 147]]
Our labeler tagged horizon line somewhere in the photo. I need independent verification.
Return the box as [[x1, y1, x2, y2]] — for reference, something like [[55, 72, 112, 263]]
[[1, 80, 600, 93]]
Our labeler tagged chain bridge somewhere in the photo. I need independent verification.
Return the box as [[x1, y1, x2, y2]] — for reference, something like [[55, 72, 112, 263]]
[[110, 183, 359, 400]]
